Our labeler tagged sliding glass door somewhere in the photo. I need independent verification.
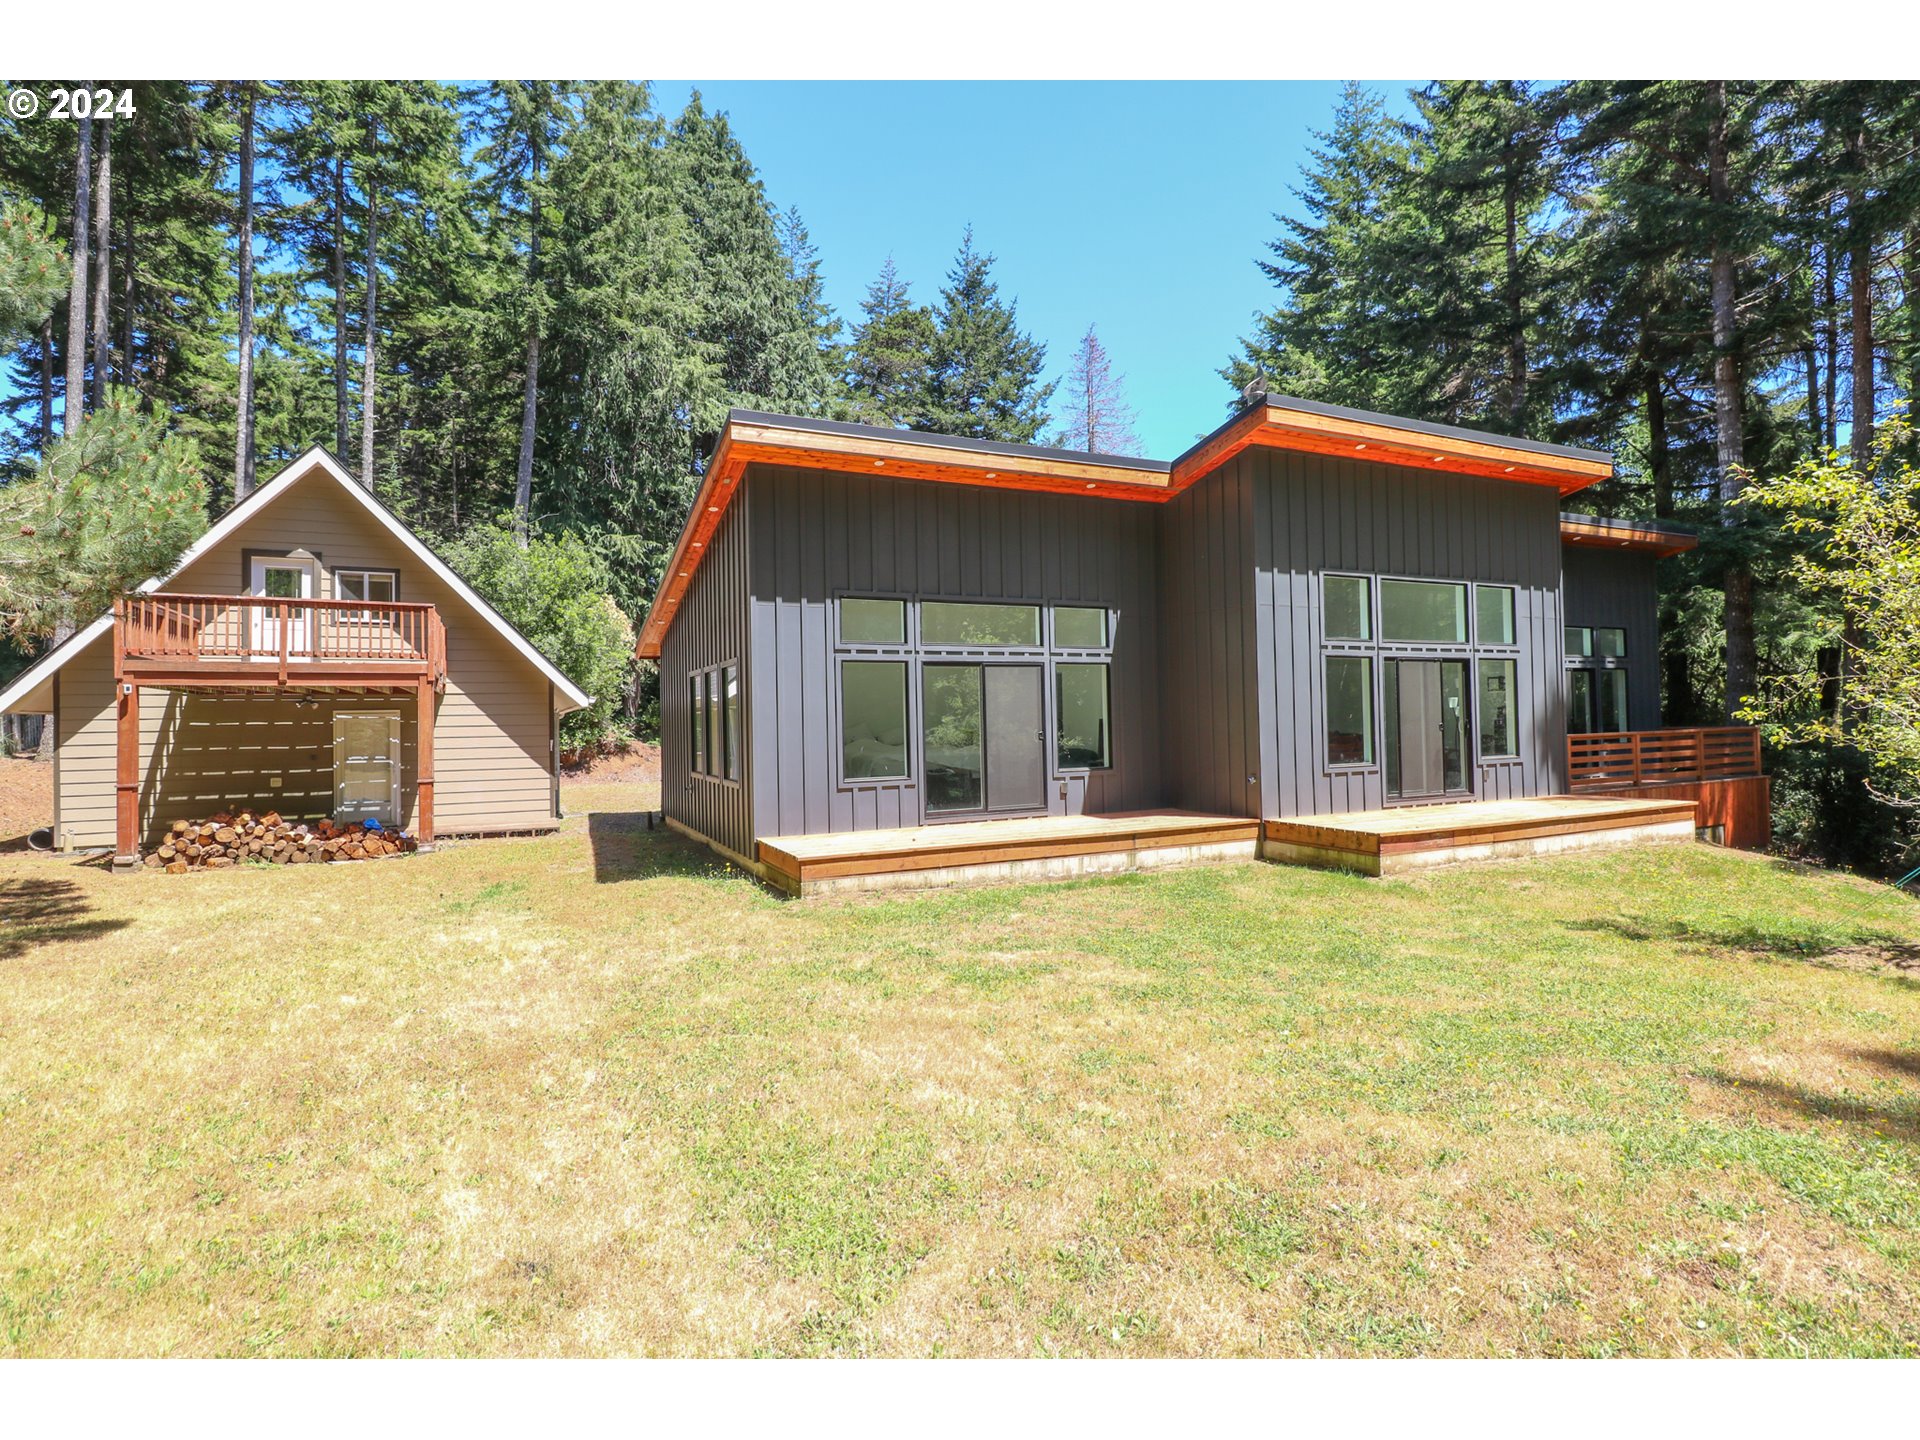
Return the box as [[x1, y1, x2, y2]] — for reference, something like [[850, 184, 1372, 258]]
[[923, 663, 1046, 816], [1385, 658, 1469, 799]]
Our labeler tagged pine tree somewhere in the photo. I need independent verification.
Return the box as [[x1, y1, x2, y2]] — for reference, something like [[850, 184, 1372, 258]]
[[1050, 325, 1142, 455], [0, 194, 66, 351], [921, 226, 1053, 442], [475, 81, 573, 545], [1228, 84, 1422, 415], [664, 93, 836, 419], [842, 256, 935, 428]]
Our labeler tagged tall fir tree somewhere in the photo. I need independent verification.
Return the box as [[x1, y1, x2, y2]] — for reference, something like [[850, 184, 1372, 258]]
[[842, 255, 935, 428], [921, 226, 1053, 442], [1050, 325, 1142, 455]]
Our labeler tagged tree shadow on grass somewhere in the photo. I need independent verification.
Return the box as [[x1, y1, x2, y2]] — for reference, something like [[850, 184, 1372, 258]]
[[1699, 1067, 1920, 1146], [1568, 914, 1920, 979], [0, 876, 131, 960], [586, 811, 748, 886]]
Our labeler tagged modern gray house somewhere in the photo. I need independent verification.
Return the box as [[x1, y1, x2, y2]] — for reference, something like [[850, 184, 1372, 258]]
[[638, 396, 1766, 894]]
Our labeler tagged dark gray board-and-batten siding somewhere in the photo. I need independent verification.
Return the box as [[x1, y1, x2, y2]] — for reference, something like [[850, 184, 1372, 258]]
[[659, 493, 755, 861], [1244, 447, 1571, 816], [1560, 545, 1663, 732], [740, 464, 1165, 840]]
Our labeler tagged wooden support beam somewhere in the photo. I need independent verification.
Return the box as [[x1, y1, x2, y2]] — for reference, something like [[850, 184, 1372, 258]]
[[415, 678, 435, 845], [114, 679, 138, 869]]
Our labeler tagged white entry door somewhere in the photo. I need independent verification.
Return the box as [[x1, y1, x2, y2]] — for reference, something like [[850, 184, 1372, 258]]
[[334, 711, 401, 826], [250, 557, 314, 657]]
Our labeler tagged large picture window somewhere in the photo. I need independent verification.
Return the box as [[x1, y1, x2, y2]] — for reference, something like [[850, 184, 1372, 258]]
[[1056, 664, 1111, 769], [1325, 655, 1374, 766], [1380, 579, 1468, 644], [841, 660, 909, 780]]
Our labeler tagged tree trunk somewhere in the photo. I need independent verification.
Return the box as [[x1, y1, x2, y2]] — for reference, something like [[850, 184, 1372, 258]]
[[1848, 210, 1874, 463], [118, 153, 134, 399], [332, 154, 349, 456], [512, 142, 544, 548], [1707, 81, 1755, 722], [38, 316, 53, 442], [1503, 141, 1526, 428], [233, 83, 257, 499], [63, 91, 94, 437], [1646, 370, 1672, 519], [88, 116, 111, 410], [360, 174, 378, 489], [514, 331, 540, 547], [1822, 202, 1839, 450]]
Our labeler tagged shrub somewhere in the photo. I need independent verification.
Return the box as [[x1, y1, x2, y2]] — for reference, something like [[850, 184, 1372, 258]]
[[442, 520, 637, 750]]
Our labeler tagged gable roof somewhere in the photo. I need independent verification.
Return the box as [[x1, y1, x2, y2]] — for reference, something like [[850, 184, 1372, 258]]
[[1, 446, 593, 715], [636, 400, 1616, 658]]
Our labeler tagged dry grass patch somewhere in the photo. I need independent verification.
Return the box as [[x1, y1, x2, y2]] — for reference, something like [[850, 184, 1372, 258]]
[[3, 783, 1919, 1355]]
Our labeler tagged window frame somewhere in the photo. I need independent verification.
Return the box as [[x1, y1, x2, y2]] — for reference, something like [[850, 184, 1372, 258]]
[[1322, 573, 1374, 644], [1053, 661, 1113, 772], [835, 656, 913, 787], [1475, 656, 1521, 761], [1377, 577, 1472, 648], [917, 598, 1046, 653], [686, 661, 744, 786], [1323, 652, 1377, 770], [722, 663, 741, 782], [1474, 584, 1517, 649]]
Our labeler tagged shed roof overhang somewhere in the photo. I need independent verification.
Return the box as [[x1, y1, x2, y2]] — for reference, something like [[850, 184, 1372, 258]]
[[637, 400, 1617, 659], [1559, 512, 1699, 558]]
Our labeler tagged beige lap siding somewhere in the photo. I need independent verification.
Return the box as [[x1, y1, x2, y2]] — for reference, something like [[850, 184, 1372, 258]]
[[52, 471, 560, 849]]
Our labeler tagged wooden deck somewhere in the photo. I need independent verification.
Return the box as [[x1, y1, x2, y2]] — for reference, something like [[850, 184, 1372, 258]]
[[756, 810, 1261, 896], [1262, 795, 1700, 876]]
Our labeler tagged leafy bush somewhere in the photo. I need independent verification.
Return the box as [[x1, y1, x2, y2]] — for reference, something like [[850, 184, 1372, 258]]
[[442, 520, 636, 749], [1768, 742, 1920, 877]]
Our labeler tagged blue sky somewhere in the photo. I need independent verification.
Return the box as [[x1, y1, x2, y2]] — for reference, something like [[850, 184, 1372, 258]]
[[661, 81, 1418, 457]]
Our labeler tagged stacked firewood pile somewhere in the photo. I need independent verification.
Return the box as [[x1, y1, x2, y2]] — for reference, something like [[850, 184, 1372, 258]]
[[145, 810, 418, 872]]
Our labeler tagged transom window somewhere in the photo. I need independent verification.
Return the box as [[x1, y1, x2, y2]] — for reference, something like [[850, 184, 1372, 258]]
[[1323, 574, 1371, 641], [840, 597, 905, 646], [919, 601, 1041, 648], [1565, 625, 1624, 658], [1475, 585, 1516, 647], [1379, 579, 1468, 645]]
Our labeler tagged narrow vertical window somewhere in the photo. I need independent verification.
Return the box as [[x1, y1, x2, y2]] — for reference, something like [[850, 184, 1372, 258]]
[[723, 664, 741, 781], [704, 671, 721, 776], [1477, 658, 1519, 759], [1598, 669, 1629, 731], [689, 674, 705, 775], [1055, 663, 1111, 769], [1325, 655, 1374, 766]]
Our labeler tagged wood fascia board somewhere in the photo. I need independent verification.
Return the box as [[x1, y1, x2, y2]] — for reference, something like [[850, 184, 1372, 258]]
[[636, 422, 1172, 658], [1172, 405, 1612, 495], [1559, 519, 1697, 557]]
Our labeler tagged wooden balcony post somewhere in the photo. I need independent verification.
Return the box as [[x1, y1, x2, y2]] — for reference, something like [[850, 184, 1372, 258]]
[[415, 678, 436, 846], [114, 680, 139, 870]]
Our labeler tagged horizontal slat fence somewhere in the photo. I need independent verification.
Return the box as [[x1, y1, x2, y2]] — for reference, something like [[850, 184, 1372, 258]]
[[1568, 726, 1762, 789]]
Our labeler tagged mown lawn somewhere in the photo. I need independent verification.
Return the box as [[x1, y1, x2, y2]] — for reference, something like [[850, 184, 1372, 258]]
[[3, 779, 1919, 1357]]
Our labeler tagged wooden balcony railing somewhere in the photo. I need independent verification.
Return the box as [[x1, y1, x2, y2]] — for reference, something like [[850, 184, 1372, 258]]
[[1568, 726, 1763, 790], [114, 593, 447, 686]]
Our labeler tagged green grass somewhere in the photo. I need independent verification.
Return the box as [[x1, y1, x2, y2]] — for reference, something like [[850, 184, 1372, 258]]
[[2, 785, 1919, 1355]]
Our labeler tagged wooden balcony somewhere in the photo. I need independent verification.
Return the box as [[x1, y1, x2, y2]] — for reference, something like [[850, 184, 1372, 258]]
[[113, 592, 447, 690], [1567, 726, 1763, 790]]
